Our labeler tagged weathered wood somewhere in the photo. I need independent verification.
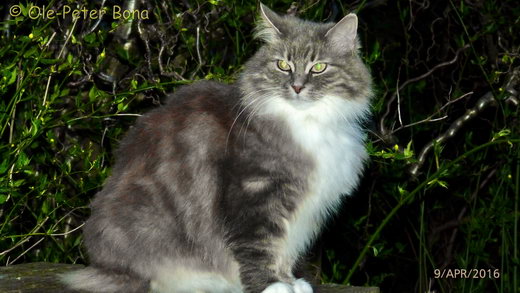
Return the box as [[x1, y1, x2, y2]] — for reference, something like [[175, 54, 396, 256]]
[[0, 263, 85, 293], [0, 263, 379, 293]]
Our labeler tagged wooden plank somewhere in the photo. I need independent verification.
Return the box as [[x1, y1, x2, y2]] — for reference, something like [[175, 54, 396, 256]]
[[0, 263, 84, 293], [0, 263, 379, 293]]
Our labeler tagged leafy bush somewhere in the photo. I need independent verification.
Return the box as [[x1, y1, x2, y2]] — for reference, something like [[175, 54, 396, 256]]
[[0, 0, 518, 292]]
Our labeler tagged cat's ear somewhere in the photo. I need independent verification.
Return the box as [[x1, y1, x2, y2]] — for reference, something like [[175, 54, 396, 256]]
[[325, 13, 359, 52], [255, 3, 284, 43]]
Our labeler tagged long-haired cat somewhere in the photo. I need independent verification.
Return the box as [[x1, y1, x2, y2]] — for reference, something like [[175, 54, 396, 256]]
[[61, 3, 372, 293]]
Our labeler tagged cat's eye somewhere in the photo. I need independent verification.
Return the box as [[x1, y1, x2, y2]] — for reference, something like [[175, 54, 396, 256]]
[[310, 63, 328, 73], [277, 60, 291, 72]]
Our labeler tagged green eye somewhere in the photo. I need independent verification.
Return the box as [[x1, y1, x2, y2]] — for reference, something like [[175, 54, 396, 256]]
[[277, 60, 291, 71], [311, 62, 327, 73]]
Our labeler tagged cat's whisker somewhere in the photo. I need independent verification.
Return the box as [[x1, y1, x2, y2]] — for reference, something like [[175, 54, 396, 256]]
[[236, 93, 274, 142], [225, 88, 278, 152], [230, 87, 276, 113], [226, 96, 263, 152], [239, 95, 277, 143]]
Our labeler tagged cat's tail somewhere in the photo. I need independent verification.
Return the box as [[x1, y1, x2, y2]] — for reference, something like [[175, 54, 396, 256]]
[[150, 265, 243, 293], [59, 266, 148, 293]]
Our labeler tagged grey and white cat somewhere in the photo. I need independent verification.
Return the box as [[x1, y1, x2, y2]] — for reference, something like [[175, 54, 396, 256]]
[[62, 3, 372, 293]]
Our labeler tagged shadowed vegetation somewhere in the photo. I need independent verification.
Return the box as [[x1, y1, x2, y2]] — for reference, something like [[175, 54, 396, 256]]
[[0, 0, 518, 292]]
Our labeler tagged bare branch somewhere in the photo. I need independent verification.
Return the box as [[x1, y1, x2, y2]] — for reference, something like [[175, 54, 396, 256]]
[[408, 91, 496, 176], [379, 45, 470, 139], [393, 91, 473, 133]]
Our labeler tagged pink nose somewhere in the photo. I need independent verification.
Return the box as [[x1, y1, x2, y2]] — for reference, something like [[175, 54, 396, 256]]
[[291, 85, 304, 94]]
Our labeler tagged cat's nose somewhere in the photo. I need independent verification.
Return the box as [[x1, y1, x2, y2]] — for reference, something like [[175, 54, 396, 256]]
[[291, 84, 305, 94]]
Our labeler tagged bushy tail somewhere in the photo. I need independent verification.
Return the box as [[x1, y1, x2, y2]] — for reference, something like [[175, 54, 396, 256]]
[[59, 267, 148, 293]]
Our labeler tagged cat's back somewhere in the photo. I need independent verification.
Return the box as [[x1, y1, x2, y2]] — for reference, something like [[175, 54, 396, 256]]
[[89, 80, 239, 219], [113, 80, 238, 172]]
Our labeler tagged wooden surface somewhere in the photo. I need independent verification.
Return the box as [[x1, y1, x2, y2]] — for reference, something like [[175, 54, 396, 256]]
[[0, 262, 380, 293]]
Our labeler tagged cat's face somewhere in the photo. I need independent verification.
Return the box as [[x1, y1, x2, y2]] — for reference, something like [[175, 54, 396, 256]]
[[239, 4, 372, 113]]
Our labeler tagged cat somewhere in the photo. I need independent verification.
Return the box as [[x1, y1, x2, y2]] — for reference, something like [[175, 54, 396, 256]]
[[61, 3, 372, 293]]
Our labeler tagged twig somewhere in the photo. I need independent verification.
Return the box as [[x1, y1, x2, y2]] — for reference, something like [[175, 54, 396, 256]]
[[0, 236, 31, 257], [42, 20, 76, 110], [379, 45, 470, 139], [49, 223, 85, 237], [57, 18, 78, 60], [7, 238, 45, 265], [66, 113, 142, 123], [0, 217, 49, 257], [392, 91, 473, 133], [426, 17, 442, 61], [137, 19, 154, 77], [190, 26, 204, 79], [396, 84, 403, 128]]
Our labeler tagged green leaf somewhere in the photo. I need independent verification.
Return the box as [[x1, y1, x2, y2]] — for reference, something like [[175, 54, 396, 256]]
[[41, 200, 49, 214], [372, 246, 379, 257], [83, 33, 96, 44], [89, 86, 98, 102], [23, 46, 38, 58], [8, 67, 17, 85], [492, 129, 511, 141], [117, 102, 128, 111], [0, 159, 8, 174], [60, 88, 70, 97], [427, 179, 449, 189], [12, 179, 25, 187], [16, 152, 30, 168], [404, 140, 414, 158]]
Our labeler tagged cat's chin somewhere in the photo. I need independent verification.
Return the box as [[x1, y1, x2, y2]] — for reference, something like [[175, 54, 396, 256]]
[[285, 93, 316, 109], [287, 100, 315, 111]]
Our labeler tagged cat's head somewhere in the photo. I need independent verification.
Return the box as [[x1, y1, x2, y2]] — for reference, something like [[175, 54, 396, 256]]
[[239, 4, 372, 121]]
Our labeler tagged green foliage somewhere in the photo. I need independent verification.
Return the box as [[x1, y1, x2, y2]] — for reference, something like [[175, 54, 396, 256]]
[[0, 0, 519, 292]]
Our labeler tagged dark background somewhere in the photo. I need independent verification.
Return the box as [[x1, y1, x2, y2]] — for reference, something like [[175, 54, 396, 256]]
[[0, 0, 518, 292]]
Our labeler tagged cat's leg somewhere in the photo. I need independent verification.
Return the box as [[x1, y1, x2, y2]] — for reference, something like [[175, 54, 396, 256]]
[[228, 211, 309, 292], [224, 170, 315, 292], [229, 232, 297, 292]]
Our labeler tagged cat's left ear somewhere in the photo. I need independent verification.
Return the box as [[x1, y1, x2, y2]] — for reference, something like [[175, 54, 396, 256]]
[[325, 13, 359, 52], [255, 3, 285, 43]]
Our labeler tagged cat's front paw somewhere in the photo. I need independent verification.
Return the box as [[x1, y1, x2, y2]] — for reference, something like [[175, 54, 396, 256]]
[[293, 279, 313, 293], [261, 282, 295, 293]]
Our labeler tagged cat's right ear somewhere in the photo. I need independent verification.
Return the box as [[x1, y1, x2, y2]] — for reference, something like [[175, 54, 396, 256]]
[[255, 3, 284, 43], [325, 13, 359, 52]]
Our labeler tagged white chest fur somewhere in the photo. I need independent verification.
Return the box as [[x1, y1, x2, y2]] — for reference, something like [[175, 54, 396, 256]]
[[261, 95, 369, 265]]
